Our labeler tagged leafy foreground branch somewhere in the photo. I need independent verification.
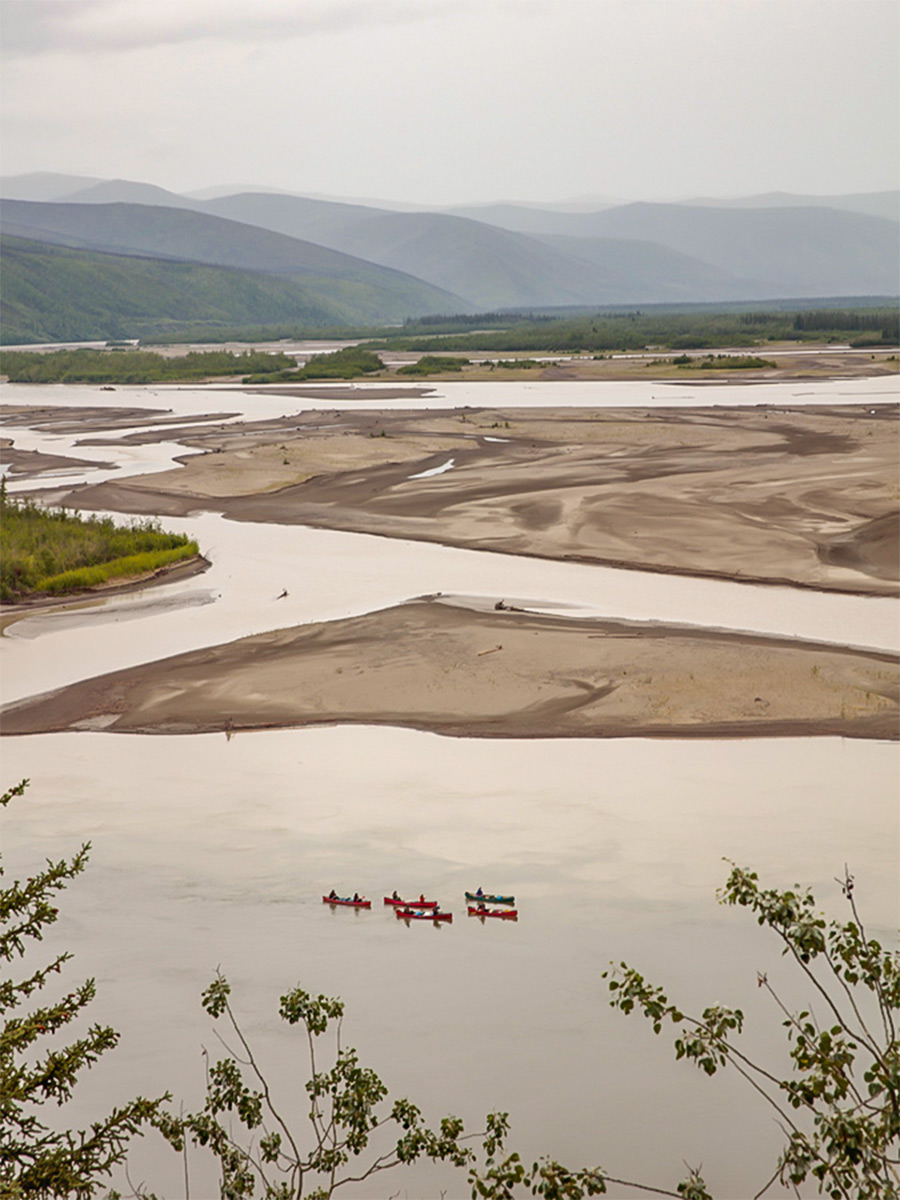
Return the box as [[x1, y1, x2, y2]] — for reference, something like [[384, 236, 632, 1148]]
[[142, 975, 707, 1200], [148, 972, 500, 1200], [3, 775, 897, 1199], [600, 864, 899, 1200], [0, 780, 168, 1199]]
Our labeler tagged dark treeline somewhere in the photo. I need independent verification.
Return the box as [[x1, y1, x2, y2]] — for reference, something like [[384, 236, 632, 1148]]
[[792, 308, 899, 340], [242, 346, 384, 383], [396, 355, 469, 376], [0, 348, 295, 384], [402, 312, 556, 333], [145, 322, 391, 345], [365, 306, 900, 354]]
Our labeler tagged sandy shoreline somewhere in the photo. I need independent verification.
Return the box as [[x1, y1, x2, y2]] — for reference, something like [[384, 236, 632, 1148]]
[[2, 595, 896, 740]]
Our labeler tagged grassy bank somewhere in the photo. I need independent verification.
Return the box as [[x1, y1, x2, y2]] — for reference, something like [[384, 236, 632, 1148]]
[[0, 489, 200, 602]]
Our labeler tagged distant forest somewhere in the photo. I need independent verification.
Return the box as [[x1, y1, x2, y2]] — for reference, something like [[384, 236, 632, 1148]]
[[1, 307, 896, 384], [366, 305, 900, 353]]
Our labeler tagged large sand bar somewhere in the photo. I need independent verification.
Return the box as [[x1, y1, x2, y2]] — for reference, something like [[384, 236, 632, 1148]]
[[3, 596, 896, 739], [56, 402, 899, 596]]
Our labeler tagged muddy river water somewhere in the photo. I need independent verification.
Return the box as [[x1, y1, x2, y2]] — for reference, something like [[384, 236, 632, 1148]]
[[1, 374, 898, 1199]]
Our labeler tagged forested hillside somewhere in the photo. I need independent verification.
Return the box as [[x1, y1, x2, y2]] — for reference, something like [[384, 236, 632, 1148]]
[[0, 200, 468, 332], [0, 236, 380, 343]]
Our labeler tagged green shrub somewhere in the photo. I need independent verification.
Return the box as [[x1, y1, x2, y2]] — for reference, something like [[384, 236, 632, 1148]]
[[0, 348, 294, 384], [0, 490, 199, 602], [36, 545, 199, 595], [396, 355, 469, 376], [243, 346, 384, 382], [696, 355, 776, 369]]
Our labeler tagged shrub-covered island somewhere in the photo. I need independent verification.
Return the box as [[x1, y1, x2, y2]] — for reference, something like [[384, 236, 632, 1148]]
[[0, 347, 295, 385], [0, 488, 202, 603]]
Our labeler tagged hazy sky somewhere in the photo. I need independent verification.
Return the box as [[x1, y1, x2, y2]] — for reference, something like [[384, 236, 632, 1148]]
[[2, 0, 898, 206]]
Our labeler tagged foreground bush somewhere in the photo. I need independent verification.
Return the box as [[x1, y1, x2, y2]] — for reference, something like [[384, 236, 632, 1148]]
[[1, 781, 168, 1198]]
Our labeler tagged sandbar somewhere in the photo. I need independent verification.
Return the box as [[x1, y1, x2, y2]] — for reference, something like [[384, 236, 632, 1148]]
[[2, 596, 896, 740], [53, 402, 899, 596]]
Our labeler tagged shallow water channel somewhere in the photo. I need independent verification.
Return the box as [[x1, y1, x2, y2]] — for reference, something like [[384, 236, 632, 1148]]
[[1, 375, 898, 1199]]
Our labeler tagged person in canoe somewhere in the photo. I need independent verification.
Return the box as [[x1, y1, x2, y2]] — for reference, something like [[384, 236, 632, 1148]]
[[328, 889, 338, 900], [353, 892, 361, 902], [392, 890, 401, 901], [475, 887, 484, 898], [418, 893, 426, 904]]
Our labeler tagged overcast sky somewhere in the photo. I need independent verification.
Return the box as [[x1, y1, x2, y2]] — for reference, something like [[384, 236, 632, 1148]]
[[1, 0, 898, 206]]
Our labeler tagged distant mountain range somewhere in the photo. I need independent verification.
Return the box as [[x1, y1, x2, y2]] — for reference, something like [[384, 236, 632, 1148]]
[[1, 172, 897, 343]]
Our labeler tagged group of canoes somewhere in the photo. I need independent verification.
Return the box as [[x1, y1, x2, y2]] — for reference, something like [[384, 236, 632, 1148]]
[[322, 888, 518, 921]]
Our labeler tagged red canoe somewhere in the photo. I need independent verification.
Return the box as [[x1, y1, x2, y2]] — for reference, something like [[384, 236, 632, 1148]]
[[323, 895, 371, 909], [384, 896, 437, 908], [396, 908, 452, 922], [467, 906, 518, 920]]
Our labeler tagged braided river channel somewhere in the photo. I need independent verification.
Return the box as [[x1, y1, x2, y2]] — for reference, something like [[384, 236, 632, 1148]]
[[2, 373, 898, 1198]]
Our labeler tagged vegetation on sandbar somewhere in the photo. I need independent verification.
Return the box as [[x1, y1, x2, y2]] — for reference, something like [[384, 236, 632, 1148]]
[[242, 345, 384, 383], [396, 355, 469, 376], [663, 353, 778, 370], [0, 347, 295, 385], [0, 487, 200, 603]]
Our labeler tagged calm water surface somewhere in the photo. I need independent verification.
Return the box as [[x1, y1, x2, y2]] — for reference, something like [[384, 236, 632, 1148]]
[[2, 376, 898, 1198]]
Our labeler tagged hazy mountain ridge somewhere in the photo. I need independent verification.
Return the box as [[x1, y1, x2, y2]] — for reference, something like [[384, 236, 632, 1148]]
[[201, 191, 394, 251], [0, 172, 109, 201], [57, 178, 208, 209], [197, 190, 899, 304], [451, 191, 899, 233], [554, 203, 900, 296], [533, 234, 752, 302], [2, 188, 762, 311], [24, 182, 775, 305], [681, 190, 899, 222], [1, 175, 896, 340]]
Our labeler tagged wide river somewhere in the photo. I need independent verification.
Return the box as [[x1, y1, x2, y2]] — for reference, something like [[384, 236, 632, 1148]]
[[1, 374, 898, 1199]]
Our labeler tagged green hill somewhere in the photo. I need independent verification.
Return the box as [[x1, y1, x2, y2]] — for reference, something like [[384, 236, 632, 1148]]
[[0, 236, 454, 344], [0, 200, 469, 327]]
